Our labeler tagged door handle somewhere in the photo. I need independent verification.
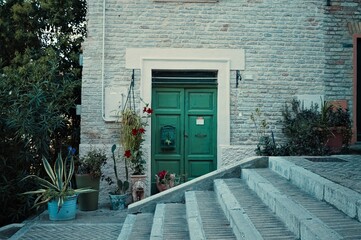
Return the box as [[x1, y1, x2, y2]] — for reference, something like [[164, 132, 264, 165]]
[[195, 133, 207, 138], [184, 133, 188, 138]]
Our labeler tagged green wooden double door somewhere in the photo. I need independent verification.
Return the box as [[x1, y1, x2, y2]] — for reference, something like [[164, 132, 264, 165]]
[[151, 87, 217, 193]]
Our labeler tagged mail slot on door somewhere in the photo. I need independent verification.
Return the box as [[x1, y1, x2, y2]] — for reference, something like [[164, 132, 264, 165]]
[[160, 125, 176, 149]]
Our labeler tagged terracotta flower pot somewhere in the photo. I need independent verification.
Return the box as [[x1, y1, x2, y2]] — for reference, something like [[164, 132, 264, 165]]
[[155, 174, 175, 192], [130, 174, 147, 202]]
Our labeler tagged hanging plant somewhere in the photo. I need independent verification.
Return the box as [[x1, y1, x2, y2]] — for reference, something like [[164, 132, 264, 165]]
[[120, 103, 152, 175]]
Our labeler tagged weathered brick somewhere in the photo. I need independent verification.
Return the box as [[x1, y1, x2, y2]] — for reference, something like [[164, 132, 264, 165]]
[[81, 0, 359, 204]]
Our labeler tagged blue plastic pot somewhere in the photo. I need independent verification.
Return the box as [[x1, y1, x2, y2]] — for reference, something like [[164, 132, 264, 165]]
[[47, 195, 78, 221], [109, 193, 128, 210]]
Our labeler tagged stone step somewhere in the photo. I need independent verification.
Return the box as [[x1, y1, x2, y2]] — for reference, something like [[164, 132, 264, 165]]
[[185, 191, 237, 240], [243, 168, 361, 240], [117, 213, 153, 240], [269, 157, 361, 222], [214, 178, 297, 240], [150, 203, 189, 240]]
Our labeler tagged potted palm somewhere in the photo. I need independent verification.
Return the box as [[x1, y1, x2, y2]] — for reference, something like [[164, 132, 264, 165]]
[[22, 147, 96, 220], [120, 104, 152, 202], [75, 148, 107, 211], [106, 144, 130, 210]]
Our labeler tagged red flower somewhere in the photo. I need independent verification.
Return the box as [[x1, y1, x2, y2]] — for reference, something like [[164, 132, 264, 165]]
[[146, 108, 153, 114], [124, 150, 131, 158], [143, 107, 147, 113], [157, 170, 167, 180], [132, 129, 138, 135], [139, 128, 145, 134]]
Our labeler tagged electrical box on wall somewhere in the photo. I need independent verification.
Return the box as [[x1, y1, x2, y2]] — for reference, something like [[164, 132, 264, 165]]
[[104, 87, 127, 120]]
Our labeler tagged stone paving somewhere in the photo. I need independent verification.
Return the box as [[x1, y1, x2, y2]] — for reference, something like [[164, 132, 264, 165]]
[[6, 154, 361, 239], [283, 154, 361, 194], [8, 205, 127, 240]]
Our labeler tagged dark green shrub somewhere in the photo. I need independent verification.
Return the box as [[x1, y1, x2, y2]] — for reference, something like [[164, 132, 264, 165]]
[[255, 134, 290, 156], [252, 99, 352, 157], [282, 99, 330, 155], [0, 51, 79, 227]]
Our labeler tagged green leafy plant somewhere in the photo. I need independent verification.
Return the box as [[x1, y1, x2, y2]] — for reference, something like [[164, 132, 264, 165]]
[[328, 106, 352, 147], [22, 147, 96, 209], [282, 99, 330, 155], [77, 148, 107, 179], [105, 144, 130, 195], [250, 108, 286, 156], [120, 104, 152, 175]]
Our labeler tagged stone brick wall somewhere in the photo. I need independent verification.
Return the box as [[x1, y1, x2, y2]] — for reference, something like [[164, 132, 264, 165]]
[[325, 1, 361, 111], [81, 0, 358, 205]]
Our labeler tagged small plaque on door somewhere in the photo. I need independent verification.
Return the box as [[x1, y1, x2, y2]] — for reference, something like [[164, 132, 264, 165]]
[[196, 117, 204, 125]]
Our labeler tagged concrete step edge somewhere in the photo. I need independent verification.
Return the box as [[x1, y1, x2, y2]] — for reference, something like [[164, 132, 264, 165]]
[[117, 214, 136, 240], [150, 203, 165, 240], [214, 179, 264, 240], [242, 169, 343, 240], [269, 156, 361, 222], [185, 191, 206, 240]]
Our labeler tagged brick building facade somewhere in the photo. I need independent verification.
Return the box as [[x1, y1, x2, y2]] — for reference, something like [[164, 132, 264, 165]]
[[80, 0, 360, 200]]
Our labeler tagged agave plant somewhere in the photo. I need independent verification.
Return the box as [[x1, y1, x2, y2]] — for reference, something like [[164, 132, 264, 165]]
[[22, 147, 96, 209]]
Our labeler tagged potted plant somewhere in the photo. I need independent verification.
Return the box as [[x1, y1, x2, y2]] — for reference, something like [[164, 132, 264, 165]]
[[75, 148, 107, 211], [22, 147, 96, 220], [155, 170, 175, 192], [326, 105, 352, 152], [120, 103, 152, 202], [106, 144, 130, 210]]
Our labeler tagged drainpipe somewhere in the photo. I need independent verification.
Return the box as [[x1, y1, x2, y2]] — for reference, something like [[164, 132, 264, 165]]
[[101, 0, 112, 122]]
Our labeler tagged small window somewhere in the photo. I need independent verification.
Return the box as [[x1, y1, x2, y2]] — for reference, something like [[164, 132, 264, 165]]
[[152, 70, 218, 85], [153, 0, 218, 3]]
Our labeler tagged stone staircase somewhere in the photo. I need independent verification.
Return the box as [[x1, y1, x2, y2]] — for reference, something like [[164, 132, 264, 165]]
[[118, 157, 361, 240]]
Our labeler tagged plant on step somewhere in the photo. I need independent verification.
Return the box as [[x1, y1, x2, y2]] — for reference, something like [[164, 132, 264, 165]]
[[22, 147, 96, 210], [155, 170, 176, 192], [105, 144, 130, 195]]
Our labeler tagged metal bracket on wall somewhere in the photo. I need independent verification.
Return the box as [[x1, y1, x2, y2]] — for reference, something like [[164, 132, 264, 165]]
[[123, 69, 136, 111], [236, 70, 242, 88]]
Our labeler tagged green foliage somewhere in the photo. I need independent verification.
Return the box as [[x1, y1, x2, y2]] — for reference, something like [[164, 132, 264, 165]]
[[106, 144, 130, 195], [282, 99, 330, 155], [1, 49, 79, 160], [0, 0, 86, 226], [251, 108, 286, 156], [22, 147, 96, 209], [0, 0, 87, 69], [120, 106, 152, 175], [77, 148, 107, 179], [0, 155, 35, 227], [252, 99, 353, 157]]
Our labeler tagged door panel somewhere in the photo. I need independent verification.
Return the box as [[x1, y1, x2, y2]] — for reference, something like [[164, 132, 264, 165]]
[[185, 89, 217, 180], [151, 87, 217, 192]]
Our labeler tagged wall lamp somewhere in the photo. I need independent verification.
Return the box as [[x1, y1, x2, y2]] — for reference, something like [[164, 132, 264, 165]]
[[236, 70, 242, 88]]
